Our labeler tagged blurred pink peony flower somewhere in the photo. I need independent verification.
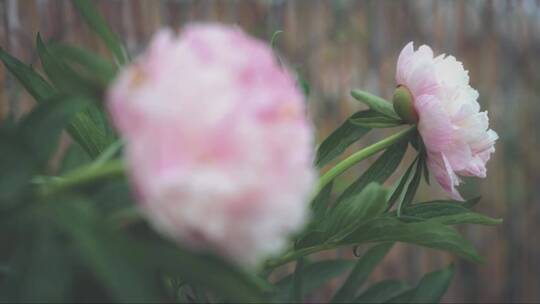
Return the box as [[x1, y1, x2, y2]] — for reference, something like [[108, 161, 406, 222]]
[[395, 42, 498, 200], [107, 24, 316, 266]]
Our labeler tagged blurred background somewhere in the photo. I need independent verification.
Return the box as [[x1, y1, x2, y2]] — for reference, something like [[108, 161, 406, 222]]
[[1, 0, 539, 302]]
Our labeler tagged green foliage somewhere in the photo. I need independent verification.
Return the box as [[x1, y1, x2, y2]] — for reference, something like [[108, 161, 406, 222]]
[[0, 47, 54, 102], [18, 96, 90, 164], [324, 183, 389, 240], [0, 2, 500, 302], [387, 264, 454, 303], [316, 111, 371, 167], [73, 0, 128, 65], [338, 216, 481, 262], [354, 280, 411, 303], [349, 109, 403, 129], [350, 90, 401, 121], [331, 243, 394, 303], [336, 141, 407, 208], [273, 259, 355, 301]]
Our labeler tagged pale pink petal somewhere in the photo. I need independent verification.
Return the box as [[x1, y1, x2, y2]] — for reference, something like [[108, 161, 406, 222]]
[[395, 42, 497, 200], [396, 41, 415, 84], [427, 152, 464, 201], [107, 24, 316, 267], [415, 95, 453, 152]]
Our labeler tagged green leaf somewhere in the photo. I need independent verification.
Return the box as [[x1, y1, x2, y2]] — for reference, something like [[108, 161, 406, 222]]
[[297, 72, 310, 97], [8, 226, 72, 302], [349, 110, 403, 129], [339, 217, 481, 262], [18, 96, 90, 164], [387, 264, 454, 303], [67, 106, 116, 159], [331, 243, 394, 303], [325, 183, 388, 241], [47, 199, 161, 302], [350, 90, 400, 120], [397, 156, 423, 216], [292, 258, 305, 302], [387, 155, 418, 211], [0, 46, 55, 102], [336, 141, 407, 208], [311, 181, 333, 223], [0, 132, 37, 203], [73, 0, 127, 64], [60, 143, 91, 174], [354, 280, 410, 303], [316, 111, 371, 168], [397, 200, 502, 226], [147, 241, 268, 303], [0, 43, 113, 158], [36, 34, 99, 98], [273, 259, 355, 301], [271, 30, 283, 49], [48, 43, 116, 86], [462, 196, 481, 209], [295, 230, 327, 249]]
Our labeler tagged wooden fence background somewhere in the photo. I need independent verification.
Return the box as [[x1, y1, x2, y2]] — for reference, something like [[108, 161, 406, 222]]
[[1, 0, 540, 302]]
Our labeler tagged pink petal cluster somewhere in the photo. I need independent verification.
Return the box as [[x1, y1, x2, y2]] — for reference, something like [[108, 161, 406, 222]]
[[396, 42, 498, 200], [107, 24, 316, 266]]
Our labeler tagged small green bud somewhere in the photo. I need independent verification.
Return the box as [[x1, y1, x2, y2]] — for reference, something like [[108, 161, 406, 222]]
[[393, 85, 418, 124]]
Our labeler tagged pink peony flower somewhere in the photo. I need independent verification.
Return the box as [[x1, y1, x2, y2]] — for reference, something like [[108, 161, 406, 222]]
[[395, 42, 498, 200], [107, 24, 316, 266]]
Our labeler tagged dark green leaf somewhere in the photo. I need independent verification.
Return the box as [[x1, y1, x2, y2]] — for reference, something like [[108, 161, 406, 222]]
[[18, 96, 90, 164], [336, 141, 407, 208], [297, 72, 310, 97], [295, 230, 327, 249], [36, 34, 99, 97], [147, 241, 268, 303], [0, 46, 54, 102], [387, 264, 454, 303], [316, 111, 371, 168], [349, 110, 403, 128], [48, 199, 161, 302], [398, 200, 501, 226], [354, 280, 410, 303], [73, 0, 127, 64], [0, 132, 37, 203], [397, 157, 423, 216], [350, 90, 400, 120], [325, 183, 388, 241], [339, 217, 481, 262], [48, 43, 116, 86], [311, 181, 333, 223], [12, 226, 72, 302], [273, 259, 355, 301], [386, 156, 418, 211], [331, 243, 394, 303], [462, 196, 481, 209], [292, 258, 305, 302], [67, 105, 116, 159], [0, 42, 113, 158], [60, 143, 91, 174]]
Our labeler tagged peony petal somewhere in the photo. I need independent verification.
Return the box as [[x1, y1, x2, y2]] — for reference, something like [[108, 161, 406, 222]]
[[427, 152, 464, 201], [415, 95, 453, 152], [396, 41, 415, 84], [107, 24, 316, 267]]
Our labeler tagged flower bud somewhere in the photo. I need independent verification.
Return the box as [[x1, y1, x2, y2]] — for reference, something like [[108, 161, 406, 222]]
[[392, 85, 418, 124]]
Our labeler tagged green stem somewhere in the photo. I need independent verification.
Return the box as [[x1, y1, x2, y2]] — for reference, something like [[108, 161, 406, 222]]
[[39, 159, 125, 198], [316, 126, 416, 194], [265, 244, 333, 269]]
